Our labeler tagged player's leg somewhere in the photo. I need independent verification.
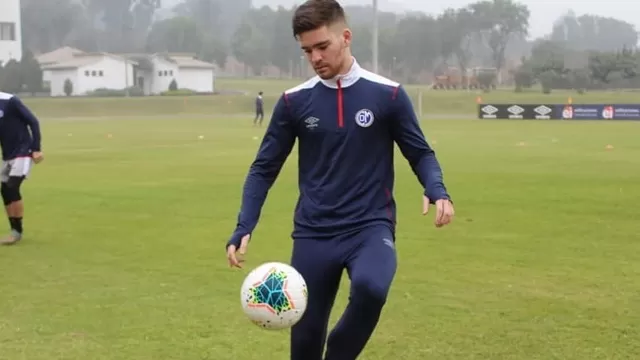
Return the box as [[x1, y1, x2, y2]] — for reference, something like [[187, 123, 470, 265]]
[[253, 112, 258, 125], [290, 237, 343, 360], [0, 158, 31, 245], [324, 225, 397, 360], [0, 161, 10, 227], [1, 175, 26, 244]]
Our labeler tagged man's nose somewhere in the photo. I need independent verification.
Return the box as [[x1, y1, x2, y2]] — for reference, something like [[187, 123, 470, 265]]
[[310, 50, 323, 64]]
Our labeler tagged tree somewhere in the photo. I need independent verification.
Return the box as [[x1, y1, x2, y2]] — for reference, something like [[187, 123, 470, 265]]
[[174, 0, 221, 35], [529, 40, 568, 77], [200, 36, 228, 70], [569, 68, 591, 91], [231, 21, 255, 76], [588, 51, 621, 84], [269, 6, 299, 77], [84, 0, 162, 52], [350, 26, 372, 65], [20, 50, 43, 95], [64, 78, 73, 96], [2, 60, 22, 94], [145, 17, 204, 54], [512, 57, 535, 91], [392, 13, 440, 83], [436, 9, 461, 66], [551, 12, 638, 52], [378, 28, 399, 75], [212, 0, 252, 41], [240, 7, 276, 75], [20, 0, 86, 52], [440, 8, 477, 75], [469, 0, 530, 77], [617, 47, 640, 79]]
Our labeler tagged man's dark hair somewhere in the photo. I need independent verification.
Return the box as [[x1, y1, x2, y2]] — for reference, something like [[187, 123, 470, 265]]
[[292, 0, 347, 37]]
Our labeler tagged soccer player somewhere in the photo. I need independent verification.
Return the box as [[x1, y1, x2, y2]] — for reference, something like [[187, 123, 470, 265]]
[[0, 92, 43, 245], [254, 91, 264, 126], [225, 0, 454, 359]]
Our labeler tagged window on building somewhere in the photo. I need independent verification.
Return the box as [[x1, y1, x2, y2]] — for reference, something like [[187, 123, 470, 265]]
[[0, 22, 16, 41], [99, 70, 104, 76], [91, 70, 96, 76], [85, 70, 90, 76]]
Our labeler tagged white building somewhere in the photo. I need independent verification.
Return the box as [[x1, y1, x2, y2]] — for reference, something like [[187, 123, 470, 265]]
[[41, 53, 137, 96], [37, 47, 216, 96], [134, 53, 216, 95], [0, 0, 22, 65], [36, 46, 86, 89]]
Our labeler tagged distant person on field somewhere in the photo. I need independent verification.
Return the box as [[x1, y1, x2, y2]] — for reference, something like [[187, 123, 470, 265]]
[[225, 1, 454, 359], [0, 92, 43, 245], [254, 91, 264, 126]]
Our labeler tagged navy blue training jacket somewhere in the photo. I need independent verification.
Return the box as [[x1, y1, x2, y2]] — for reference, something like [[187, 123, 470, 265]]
[[228, 58, 450, 245], [0, 92, 42, 161]]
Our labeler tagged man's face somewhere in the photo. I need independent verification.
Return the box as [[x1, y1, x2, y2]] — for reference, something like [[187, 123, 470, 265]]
[[297, 25, 351, 80]]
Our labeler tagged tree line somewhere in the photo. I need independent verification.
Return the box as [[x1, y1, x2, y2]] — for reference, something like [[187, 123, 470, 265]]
[[3, 0, 639, 92], [514, 41, 640, 93]]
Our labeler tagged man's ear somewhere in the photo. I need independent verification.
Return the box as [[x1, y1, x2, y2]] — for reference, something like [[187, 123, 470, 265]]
[[342, 28, 352, 48]]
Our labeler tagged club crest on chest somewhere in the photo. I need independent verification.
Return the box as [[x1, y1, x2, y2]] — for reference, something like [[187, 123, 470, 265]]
[[355, 109, 374, 128]]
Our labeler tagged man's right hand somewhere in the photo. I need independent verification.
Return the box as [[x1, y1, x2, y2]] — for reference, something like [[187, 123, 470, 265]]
[[32, 151, 44, 164], [226, 234, 251, 268], [423, 195, 454, 228]]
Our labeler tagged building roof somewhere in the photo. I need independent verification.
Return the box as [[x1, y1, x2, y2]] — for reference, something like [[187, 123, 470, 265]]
[[37, 47, 211, 71], [41, 56, 101, 70], [41, 52, 138, 70], [143, 53, 215, 69], [170, 56, 216, 69], [36, 46, 85, 65]]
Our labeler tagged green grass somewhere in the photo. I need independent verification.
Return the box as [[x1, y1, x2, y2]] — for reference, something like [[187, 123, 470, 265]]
[[0, 111, 639, 359], [20, 77, 640, 119]]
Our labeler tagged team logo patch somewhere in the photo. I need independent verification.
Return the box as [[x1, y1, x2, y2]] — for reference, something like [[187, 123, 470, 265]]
[[355, 109, 374, 127]]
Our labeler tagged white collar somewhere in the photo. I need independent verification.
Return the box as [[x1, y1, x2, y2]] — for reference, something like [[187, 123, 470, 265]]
[[319, 57, 361, 89]]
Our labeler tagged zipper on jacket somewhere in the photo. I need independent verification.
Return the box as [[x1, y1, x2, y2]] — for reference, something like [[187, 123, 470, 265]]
[[337, 79, 344, 128]]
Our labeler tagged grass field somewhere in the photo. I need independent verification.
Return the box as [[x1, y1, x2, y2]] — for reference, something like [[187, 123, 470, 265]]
[[1, 80, 640, 359], [18, 77, 640, 118]]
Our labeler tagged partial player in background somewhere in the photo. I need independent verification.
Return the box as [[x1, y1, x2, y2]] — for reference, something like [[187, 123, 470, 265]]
[[254, 91, 264, 126], [226, 0, 454, 359], [0, 92, 43, 245]]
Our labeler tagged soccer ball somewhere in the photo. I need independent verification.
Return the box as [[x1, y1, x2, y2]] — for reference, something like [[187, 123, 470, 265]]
[[240, 262, 308, 330]]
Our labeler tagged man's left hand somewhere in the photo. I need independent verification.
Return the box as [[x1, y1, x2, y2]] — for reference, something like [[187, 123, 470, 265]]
[[423, 196, 454, 228], [32, 152, 44, 164]]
